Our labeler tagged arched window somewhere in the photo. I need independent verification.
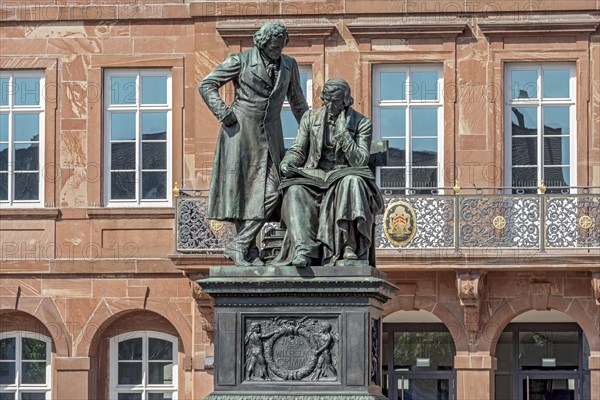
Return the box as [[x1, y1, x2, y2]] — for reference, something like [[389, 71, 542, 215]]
[[109, 332, 178, 400], [0, 331, 52, 400]]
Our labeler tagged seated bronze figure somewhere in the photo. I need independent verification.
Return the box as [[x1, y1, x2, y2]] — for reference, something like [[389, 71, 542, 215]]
[[273, 78, 384, 267]]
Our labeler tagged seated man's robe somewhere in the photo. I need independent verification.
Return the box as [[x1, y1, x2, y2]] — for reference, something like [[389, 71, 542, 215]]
[[274, 106, 384, 266]]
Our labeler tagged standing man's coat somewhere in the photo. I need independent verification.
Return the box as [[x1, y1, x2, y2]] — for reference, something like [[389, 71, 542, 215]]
[[199, 46, 308, 221]]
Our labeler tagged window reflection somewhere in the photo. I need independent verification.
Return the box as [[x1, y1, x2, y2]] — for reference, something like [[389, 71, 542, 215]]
[[411, 71, 438, 101], [393, 332, 454, 371], [141, 76, 167, 104], [543, 69, 570, 98], [519, 332, 579, 370], [380, 72, 406, 101], [511, 70, 537, 99]]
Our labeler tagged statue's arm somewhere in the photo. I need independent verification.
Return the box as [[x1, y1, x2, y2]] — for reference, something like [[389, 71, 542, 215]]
[[286, 59, 309, 122], [338, 116, 372, 167], [315, 335, 332, 354], [198, 54, 242, 122], [282, 110, 311, 168]]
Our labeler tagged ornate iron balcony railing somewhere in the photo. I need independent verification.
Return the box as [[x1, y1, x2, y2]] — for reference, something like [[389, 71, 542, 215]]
[[174, 188, 599, 254]]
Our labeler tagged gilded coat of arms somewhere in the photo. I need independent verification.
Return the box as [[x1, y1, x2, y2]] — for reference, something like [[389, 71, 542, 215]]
[[383, 201, 417, 246]]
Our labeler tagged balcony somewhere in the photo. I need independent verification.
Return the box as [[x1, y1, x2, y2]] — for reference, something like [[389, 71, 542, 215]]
[[173, 187, 599, 263]]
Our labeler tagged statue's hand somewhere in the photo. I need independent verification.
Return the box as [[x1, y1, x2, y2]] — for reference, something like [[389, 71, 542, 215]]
[[221, 110, 238, 127], [280, 162, 293, 177], [334, 110, 348, 134]]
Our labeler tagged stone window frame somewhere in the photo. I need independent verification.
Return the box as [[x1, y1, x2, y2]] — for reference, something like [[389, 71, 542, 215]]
[[372, 64, 445, 192], [108, 331, 179, 400], [0, 331, 52, 399], [504, 62, 577, 193], [102, 68, 173, 207], [0, 69, 51, 209], [87, 55, 183, 209], [482, 31, 592, 192]]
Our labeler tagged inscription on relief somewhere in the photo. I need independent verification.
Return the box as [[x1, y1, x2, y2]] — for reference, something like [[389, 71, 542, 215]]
[[273, 335, 312, 370], [244, 316, 339, 382]]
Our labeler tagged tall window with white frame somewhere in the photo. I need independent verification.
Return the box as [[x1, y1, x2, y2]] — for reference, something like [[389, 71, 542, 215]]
[[0, 332, 52, 400], [104, 69, 172, 206], [505, 63, 576, 194], [372, 65, 443, 194], [0, 72, 45, 207], [280, 65, 312, 149], [109, 332, 178, 400]]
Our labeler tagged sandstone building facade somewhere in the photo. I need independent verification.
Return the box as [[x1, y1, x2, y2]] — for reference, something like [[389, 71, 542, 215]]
[[0, 1, 599, 399]]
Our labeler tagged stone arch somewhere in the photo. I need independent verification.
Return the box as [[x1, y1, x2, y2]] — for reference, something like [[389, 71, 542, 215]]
[[383, 297, 469, 352], [481, 295, 600, 355], [0, 297, 71, 357], [73, 298, 192, 358]]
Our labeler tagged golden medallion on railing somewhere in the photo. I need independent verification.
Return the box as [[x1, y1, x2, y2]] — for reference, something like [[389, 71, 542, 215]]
[[383, 201, 417, 246], [492, 216, 507, 230], [209, 219, 224, 233], [578, 215, 593, 230]]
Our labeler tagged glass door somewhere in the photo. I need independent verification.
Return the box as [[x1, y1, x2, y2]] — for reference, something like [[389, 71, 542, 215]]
[[495, 323, 590, 400], [383, 324, 455, 400]]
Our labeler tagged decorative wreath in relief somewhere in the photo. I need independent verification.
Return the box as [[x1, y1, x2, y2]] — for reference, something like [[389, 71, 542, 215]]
[[263, 324, 319, 380]]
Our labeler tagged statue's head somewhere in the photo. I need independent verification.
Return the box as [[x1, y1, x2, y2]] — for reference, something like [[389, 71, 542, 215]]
[[321, 78, 354, 117], [253, 22, 289, 61], [319, 322, 332, 333], [250, 322, 261, 333]]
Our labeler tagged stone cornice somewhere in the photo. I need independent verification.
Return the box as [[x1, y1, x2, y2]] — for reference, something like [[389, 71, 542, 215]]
[[479, 13, 600, 35], [0, 208, 60, 220], [216, 18, 335, 42], [86, 207, 175, 219], [347, 16, 467, 39]]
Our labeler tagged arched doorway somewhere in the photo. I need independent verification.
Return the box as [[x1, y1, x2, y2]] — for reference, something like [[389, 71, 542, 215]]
[[494, 310, 591, 400], [383, 311, 456, 400]]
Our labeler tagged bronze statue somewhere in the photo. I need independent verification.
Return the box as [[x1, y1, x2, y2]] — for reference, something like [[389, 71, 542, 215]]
[[274, 78, 384, 267], [199, 22, 309, 266]]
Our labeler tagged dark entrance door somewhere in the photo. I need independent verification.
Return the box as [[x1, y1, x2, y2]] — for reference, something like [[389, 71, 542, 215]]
[[383, 324, 455, 400], [495, 323, 590, 400]]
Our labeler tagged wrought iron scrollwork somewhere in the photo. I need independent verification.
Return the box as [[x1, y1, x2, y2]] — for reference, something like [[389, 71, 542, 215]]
[[545, 195, 600, 248], [175, 192, 599, 253], [176, 196, 236, 252], [460, 195, 540, 248]]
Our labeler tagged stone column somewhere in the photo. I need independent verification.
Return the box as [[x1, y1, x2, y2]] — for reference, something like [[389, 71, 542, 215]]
[[454, 353, 495, 400], [590, 352, 600, 400], [54, 357, 91, 400]]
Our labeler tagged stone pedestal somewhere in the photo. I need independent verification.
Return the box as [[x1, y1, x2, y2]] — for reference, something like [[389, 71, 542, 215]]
[[198, 266, 398, 400]]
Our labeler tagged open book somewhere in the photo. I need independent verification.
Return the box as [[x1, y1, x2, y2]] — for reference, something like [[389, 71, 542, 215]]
[[279, 166, 374, 191]]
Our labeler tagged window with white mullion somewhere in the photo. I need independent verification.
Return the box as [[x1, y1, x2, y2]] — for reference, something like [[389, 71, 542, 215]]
[[104, 69, 172, 206], [0, 72, 44, 207], [0, 332, 52, 400], [373, 65, 443, 194], [110, 332, 178, 400], [505, 63, 576, 194]]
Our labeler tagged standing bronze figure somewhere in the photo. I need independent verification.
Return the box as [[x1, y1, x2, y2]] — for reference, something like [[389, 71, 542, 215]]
[[199, 22, 309, 266]]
